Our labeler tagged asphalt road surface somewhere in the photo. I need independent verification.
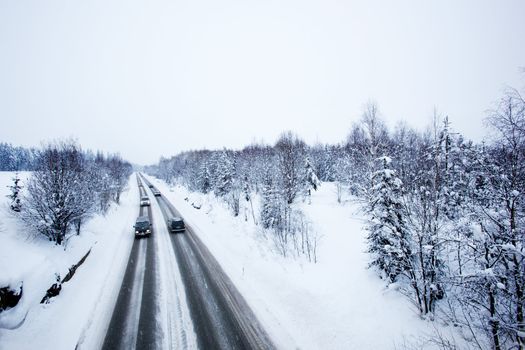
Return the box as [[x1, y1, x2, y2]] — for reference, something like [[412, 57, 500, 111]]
[[101, 174, 275, 350], [102, 176, 160, 350]]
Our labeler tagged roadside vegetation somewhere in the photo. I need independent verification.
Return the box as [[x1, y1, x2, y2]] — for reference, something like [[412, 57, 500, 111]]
[[2, 140, 132, 246]]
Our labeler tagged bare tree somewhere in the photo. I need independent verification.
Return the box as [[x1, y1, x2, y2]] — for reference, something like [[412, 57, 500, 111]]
[[275, 131, 307, 205], [21, 141, 90, 245]]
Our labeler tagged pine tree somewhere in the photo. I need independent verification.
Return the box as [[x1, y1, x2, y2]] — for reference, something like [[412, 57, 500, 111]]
[[367, 156, 410, 283], [214, 150, 235, 197], [304, 157, 320, 203], [261, 171, 283, 230], [198, 161, 212, 193], [7, 172, 22, 212]]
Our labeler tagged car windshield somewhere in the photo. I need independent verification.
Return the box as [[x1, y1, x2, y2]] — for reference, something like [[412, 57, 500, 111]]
[[136, 221, 149, 229]]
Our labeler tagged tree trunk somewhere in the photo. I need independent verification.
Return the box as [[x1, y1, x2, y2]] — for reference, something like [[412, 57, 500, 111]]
[[489, 289, 501, 350]]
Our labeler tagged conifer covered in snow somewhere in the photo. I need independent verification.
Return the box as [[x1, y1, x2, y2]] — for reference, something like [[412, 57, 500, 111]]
[[260, 171, 281, 230], [304, 157, 320, 203], [198, 161, 212, 194], [6, 172, 22, 212], [213, 150, 235, 197], [367, 156, 410, 283]]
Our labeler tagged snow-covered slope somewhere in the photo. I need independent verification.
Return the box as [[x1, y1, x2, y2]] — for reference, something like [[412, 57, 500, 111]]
[[0, 172, 139, 350], [146, 175, 456, 349]]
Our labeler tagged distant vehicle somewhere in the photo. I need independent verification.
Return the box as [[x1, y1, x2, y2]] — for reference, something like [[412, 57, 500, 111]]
[[168, 217, 185, 233], [134, 216, 152, 237], [140, 196, 150, 206], [148, 184, 154, 189], [152, 189, 161, 197]]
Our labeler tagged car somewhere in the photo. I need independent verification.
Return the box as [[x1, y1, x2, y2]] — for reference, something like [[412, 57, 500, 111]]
[[168, 217, 185, 233], [148, 184, 154, 189], [152, 189, 161, 197], [134, 216, 152, 237], [140, 196, 150, 206]]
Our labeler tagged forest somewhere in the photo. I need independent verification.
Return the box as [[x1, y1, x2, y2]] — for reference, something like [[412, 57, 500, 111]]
[[146, 86, 525, 349]]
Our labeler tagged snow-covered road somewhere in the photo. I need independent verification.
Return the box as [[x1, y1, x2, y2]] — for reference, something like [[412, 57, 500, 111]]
[[100, 175, 274, 350], [141, 175, 275, 350], [101, 177, 161, 349]]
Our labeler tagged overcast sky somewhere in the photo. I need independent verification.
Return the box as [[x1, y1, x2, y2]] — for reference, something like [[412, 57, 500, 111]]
[[1, 0, 524, 164]]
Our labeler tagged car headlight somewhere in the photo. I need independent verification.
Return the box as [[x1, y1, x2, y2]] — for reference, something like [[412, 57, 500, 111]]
[[135, 230, 139, 234], [146, 229, 151, 233]]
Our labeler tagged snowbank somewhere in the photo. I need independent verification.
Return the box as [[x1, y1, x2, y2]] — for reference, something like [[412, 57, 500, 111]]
[[0, 172, 139, 350]]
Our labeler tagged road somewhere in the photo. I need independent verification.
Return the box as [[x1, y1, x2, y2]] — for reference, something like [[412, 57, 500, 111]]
[[102, 176, 160, 350], [101, 174, 275, 350]]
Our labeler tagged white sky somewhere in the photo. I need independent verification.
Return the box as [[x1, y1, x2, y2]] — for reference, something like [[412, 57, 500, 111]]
[[1, 0, 524, 164]]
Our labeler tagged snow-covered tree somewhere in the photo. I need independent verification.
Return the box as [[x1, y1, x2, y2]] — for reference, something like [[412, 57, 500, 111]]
[[6, 172, 22, 212], [260, 171, 282, 230], [21, 142, 88, 244], [459, 88, 525, 349], [20, 141, 132, 245], [214, 150, 235, 197], [275, 131, 307, 204], [198, 160, 212, 194], [304, 157, 320, 203], [367, 156, 411, 283]]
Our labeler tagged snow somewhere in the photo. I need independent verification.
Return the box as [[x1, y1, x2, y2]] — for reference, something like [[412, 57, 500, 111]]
[[0, 171, 140, 350], [145, 175, 456, 349], [1, 170, 463, 349]]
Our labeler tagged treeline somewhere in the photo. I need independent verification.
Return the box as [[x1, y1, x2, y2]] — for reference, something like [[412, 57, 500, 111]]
[[146, 131, 321, 261], [0, 142, 38, 171], [8, 140, 133, 245], [147, 86, 524, 349]]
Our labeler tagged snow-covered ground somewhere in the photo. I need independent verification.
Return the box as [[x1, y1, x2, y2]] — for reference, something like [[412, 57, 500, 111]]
[[146, 175, 459, 349], [0, 172, 139, 350]]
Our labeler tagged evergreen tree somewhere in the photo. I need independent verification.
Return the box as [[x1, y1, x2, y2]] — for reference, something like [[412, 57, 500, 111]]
[[304, 157, 320, 203], [214, 150, 235, 197], [367, 156, 410, 283], [198, 161, 212, 194], [260, 171, 283, 230], [7, 172, 22, 212]]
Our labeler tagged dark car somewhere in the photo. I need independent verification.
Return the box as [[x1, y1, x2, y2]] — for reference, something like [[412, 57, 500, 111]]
[[152, 189, 161, 197], [134, 216, 152, 237], [168, 217, 185, 233]]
